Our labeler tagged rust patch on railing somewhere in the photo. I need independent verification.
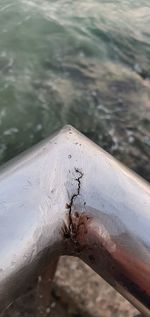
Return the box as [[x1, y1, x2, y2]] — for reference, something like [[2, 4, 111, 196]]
[[62, 210, 91, 253]]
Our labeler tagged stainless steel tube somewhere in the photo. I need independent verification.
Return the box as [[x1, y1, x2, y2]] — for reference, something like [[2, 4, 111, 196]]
[[0, 126, 150, 315]]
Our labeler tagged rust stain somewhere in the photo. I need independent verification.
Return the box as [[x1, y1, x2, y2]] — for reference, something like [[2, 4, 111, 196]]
[[62, 164, 89, 247], [67, 168, 83, 229], [62, 210, 91, 254]]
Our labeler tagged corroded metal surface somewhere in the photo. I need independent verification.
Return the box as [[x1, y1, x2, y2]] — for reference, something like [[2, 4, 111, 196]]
[[0, 126, 150, 315]]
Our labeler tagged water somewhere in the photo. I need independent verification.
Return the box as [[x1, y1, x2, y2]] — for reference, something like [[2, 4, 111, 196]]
[[0, 0, 150, 180]]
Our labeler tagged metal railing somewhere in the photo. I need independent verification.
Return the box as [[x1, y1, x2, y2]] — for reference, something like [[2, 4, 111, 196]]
[[0, 126, 150, 316]]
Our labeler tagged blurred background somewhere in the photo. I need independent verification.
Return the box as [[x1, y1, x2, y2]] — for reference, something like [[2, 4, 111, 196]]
[[0, 0, 149, 316]]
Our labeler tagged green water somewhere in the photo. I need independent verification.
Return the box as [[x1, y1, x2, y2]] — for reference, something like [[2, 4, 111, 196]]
[[0, 0, 150, 180]]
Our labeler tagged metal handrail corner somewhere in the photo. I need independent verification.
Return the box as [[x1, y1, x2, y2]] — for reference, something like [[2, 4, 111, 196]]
[[0, 125, 150, 315]]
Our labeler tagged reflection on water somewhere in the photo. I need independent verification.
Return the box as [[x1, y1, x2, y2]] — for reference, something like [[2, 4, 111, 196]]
[[0, 0, 150, 180]]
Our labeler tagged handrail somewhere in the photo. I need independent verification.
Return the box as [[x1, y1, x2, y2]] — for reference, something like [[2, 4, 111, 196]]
[[0, 126, 150, 316]]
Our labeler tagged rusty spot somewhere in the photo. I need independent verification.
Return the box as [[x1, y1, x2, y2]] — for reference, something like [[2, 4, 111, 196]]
[[62, 210, 91, 254], [71, 212, 90, 240], [61, 222, 71, 240], [65, 203, 70, 209], [62, 169, 92, 253], [63, 231, 71, 239], [66, 168, 83, 233], [74, 211, 79, 218]]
